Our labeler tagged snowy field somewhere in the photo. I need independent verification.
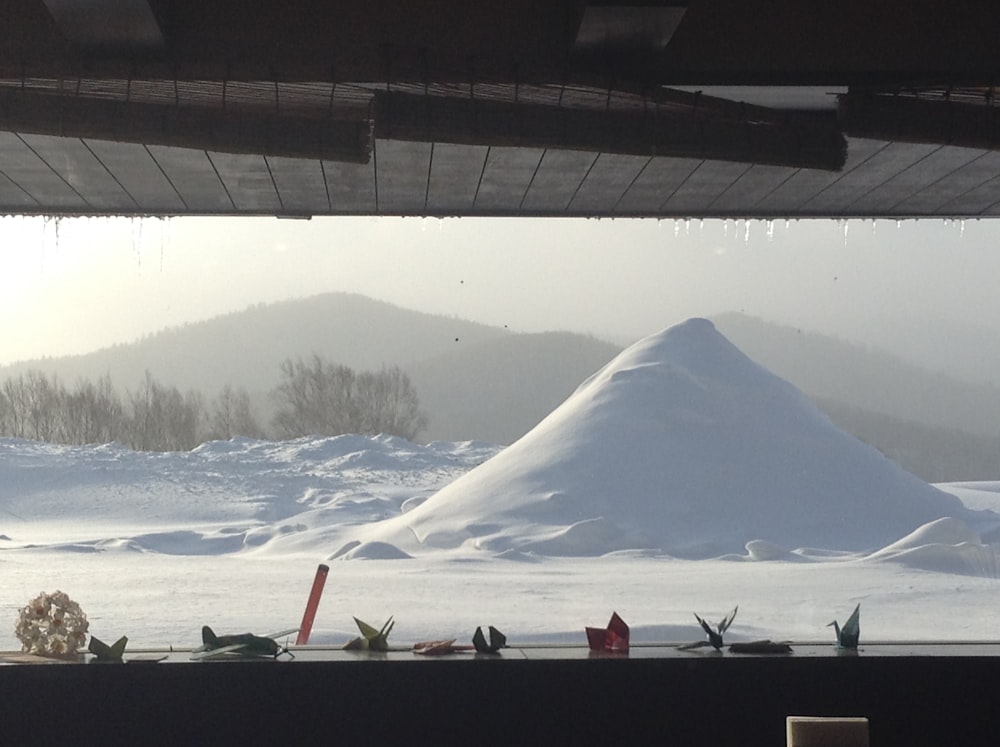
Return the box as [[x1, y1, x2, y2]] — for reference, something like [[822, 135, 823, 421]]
[[3, 319, 1000, 651]]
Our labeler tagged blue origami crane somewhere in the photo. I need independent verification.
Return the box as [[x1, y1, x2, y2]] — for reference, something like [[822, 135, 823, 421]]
[[829, 603, 861, 649]]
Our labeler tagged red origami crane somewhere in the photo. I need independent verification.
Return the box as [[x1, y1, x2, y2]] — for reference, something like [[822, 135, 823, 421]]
[[586, 612, 630, 653]]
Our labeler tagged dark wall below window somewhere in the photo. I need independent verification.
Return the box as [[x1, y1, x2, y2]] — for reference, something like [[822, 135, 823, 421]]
[[1, 648, 994, 745]]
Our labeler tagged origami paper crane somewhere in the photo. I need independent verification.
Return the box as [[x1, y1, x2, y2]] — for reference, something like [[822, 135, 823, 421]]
[[680, 606, 738, 651], [829, 603, 861, 649], [697, 605, 738, 650], [344, 616, 394, 651], [473, 625, 507, 654], [88, 635, 128, 663], [586, 612, 630, 653]]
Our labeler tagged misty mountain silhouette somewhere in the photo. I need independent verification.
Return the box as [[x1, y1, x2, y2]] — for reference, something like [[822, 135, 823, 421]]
[[408, 331, 621, 443], [2, 293, 999, 481], [0, 293, 506, 394], [713, 312, 1000, 439]]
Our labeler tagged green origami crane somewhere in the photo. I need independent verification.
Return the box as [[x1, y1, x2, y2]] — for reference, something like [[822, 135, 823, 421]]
[[344, 616, 395, 651], [88, 635, 128, 662], [829, 603, 861, 649]]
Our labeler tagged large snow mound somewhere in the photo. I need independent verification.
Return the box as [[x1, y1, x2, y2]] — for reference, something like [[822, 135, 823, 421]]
[[355, 318, 971, 558]]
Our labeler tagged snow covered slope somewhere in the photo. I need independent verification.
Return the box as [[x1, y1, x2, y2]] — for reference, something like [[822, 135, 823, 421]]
[[355, 319, 970, 558]]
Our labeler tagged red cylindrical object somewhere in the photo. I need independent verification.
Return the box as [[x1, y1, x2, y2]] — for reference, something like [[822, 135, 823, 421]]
[[295, 563, 329, 645]]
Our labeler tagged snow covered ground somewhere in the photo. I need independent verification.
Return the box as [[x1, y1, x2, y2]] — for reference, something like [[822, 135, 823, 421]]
[[3, 319, 1000, 651]]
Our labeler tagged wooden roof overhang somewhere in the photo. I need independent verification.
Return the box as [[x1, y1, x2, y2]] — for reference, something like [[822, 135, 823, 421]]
[[2, 0, 1000, 219]]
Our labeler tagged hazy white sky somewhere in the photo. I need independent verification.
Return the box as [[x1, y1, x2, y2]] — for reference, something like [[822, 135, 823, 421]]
[[1, 214, 998, 366]]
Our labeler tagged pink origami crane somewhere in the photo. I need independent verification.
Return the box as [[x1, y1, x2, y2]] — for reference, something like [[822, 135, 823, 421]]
[[586, 612, 630, 653]]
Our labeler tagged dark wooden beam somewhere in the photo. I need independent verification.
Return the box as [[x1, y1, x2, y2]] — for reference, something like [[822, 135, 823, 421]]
[[0, 89, 372, 162], [373, 90, 847, 171], [839, 91, 1000, 151], [6, 0, 1000, 88]]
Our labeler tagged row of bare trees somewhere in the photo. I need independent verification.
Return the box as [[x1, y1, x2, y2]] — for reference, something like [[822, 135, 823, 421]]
[[271, 356, 427, 441], [0, 356, 427, 451]]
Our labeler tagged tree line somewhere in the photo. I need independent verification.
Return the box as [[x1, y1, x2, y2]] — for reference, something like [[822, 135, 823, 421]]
[[0, 355, 427, 451]]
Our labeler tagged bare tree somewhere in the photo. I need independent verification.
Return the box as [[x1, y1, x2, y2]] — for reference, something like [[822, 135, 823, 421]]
[[271, 355, 427, 440], [124, 371, 204, 451], [62, 375, 123, 445], [25, 370, 63, 442], [1, 375, 29, 437], [0, 384, 8, 436], [0, 369, 207, 450], [207, 384, 265, 440], [271, 355, 353, 437], [356, 366, 428, 440], [1, 371, 124, 445], [0, 358, 426, 450], [0, 370, 65, 441]]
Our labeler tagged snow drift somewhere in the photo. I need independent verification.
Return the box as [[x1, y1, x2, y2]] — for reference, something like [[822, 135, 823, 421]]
[[867, 517, 1000, 576], [355, 318, 970, 558]]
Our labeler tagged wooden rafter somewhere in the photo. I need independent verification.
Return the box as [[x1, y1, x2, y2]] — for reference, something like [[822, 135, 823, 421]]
[[0, 88, 372, 162], [839, 90, 1000, 151], [373, 90, 847, 171]]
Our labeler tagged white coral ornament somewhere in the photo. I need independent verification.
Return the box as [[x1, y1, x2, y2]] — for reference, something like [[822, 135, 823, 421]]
[[15, 591, 89, 656]]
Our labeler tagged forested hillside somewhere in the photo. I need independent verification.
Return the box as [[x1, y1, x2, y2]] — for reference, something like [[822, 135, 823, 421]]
[[1, 293, 507, 394], [408, 331, 622, 444], [714, 312, 1000, 438]]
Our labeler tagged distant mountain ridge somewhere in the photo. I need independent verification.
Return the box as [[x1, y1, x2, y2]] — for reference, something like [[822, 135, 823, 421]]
[[2, 294, 999, 481], [0, 293, 507, 394], [712, 312, 1000, 439], [408, 332, 622, 444], [0, 293, 619, 448]]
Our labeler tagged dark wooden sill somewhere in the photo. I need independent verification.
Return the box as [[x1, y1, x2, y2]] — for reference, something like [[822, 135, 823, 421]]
[[1, 644, 997, 746]]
